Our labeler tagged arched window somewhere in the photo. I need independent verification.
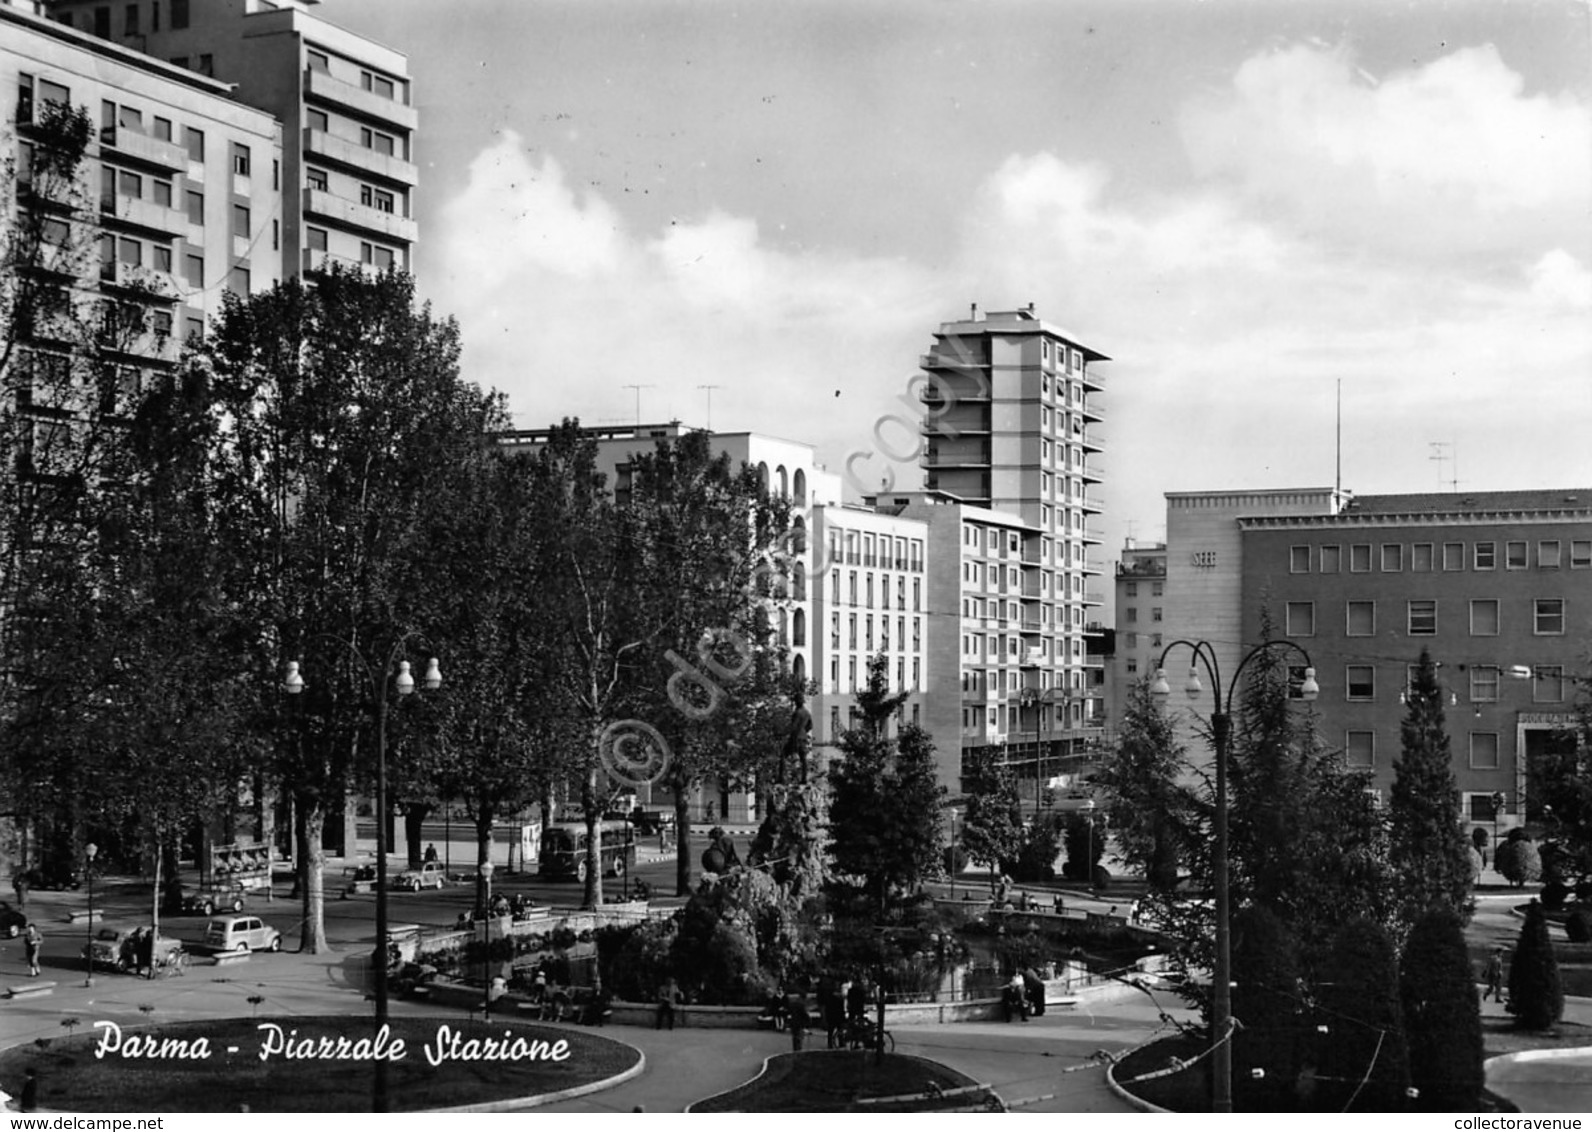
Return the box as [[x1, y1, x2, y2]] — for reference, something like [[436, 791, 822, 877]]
[[792, 515, 807, 555], [758, 462, 770, 495], [792, 653, 807, 685], [777, 465, 789, 497], [793, 608, 807, 648], [793, 468, 806, 505], [793, 571, 806, 601]]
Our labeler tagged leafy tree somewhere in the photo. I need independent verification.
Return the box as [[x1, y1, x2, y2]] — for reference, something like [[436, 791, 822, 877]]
[[1532, 677, 1592, 890], [960, 746, 1023, 891], [828, 654, 944, 912], [1011, 809, 1062, 883], [1399, 907, 1483, 1111], [1061, 812, 1106, 884], [1313, 918, 1411, 1112], [1094, 677, 1189, 892], [1389, 650, 1474, 929], [1229, 904, 1304, 1111], [1507, 899, 1563, 1030]]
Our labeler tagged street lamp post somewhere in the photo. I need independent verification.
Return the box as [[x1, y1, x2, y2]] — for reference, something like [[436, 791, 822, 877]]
[[480, 858, 495, 1022], [283, 644, 441, 1113], [1151, 640, 1318, 1114], [83, 843, 98, 987]]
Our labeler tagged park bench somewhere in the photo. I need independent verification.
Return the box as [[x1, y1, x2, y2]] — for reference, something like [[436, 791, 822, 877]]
[[65, 908, 103, 925], [6, 981, 56, 1000], [212, 950, 251, 967]]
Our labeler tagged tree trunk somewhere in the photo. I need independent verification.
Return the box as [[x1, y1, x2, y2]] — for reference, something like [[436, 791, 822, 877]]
[[474, 802, 495, 916], [581, 766, 603, 910], [296, 792, 329, 953], [403, 801, 432, 869], [159, 839, 182, 915], [674, 791, 693, 897]]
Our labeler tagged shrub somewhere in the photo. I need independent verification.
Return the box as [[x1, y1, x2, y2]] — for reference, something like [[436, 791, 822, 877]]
[[1507, 900, 1564, 1031], [1230, 905, 1304, 1111], [1012, 814, 1062, 883], [1541, 882, 1569, 911], [1565, 909, 1592, 944], [942, 844, 968, 875], [1496, 837, 1542, 887], [1314, 918, 1411, 1111]]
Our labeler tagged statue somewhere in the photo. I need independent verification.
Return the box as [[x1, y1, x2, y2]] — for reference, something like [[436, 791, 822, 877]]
[[781, 690, 813, 783]]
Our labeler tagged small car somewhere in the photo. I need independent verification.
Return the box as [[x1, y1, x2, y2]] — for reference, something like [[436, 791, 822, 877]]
[[204, 915, 282, 954], [22, 862, 80, 891], [0, 901, 26, 938], [390, 861, 447, 891], [177, 885, 247, 917], [83, 926, 185, 972]]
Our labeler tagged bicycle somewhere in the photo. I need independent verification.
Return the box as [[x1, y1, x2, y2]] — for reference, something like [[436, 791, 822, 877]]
[[843, 1014, 894, 1053]]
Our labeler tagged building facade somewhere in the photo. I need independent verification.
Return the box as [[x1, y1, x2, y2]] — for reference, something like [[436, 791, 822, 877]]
[[916, 305, 1109, 792], [1109, 539, 1166, 730], [44, 0, 415, 280], [1238, 489, 1592, 840]]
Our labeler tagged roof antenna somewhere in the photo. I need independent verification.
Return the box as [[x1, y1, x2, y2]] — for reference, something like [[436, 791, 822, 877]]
[[970, 303, 978, 319]]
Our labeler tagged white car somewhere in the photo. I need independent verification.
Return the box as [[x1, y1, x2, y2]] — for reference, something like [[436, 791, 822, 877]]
[[391, 861, 447, 891], [204, 915, 282, 954]]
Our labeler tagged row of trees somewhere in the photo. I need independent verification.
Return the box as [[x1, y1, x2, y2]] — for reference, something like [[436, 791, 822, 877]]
[[2, 159, 809, 947]]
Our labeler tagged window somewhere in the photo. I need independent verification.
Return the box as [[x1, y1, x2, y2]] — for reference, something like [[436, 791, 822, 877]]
[[362, 71, 396, 100], [117, 236, 140, 266], [183, 254, 202, 287], [1469, 733, 1500, 770], [1412, 543, 1434, 572], [153, 244, 171, 273], [1346, 665, 1375, 700], [198, 55, 214, 78], [152, 178, 172, 207], [1320, 545, 1341, 573], [1152, 581, 1164, 597], [1346, 601, 1375, 636], [306, 166, 328, 191], [1381, 544, 1403, 572], [1290, 545, 1311, 573], [152, 1, 159, 31], [306, 108, 329, 132], [184, 126, 204, 162], [1124, 608, 1138, 623], [360, 127, 396, 157], [307, 49, 330, 74], [1470, 599, 1499, 636], [1285, 601, 1315, 637], [1124, 582, 1137, 598], [231, 204, 250, 239], [153, 116, 171, 142], [171, 0, 188, 28], [1475, 542, 1496, 570], [1470, 666, 1498, 703], [1573, 540, 1592, 569], [1443, 542, 1465, 571], [118, 168, 142, 198], [1533, 666, 1564, 703], [1350, 544, 1372, 572], [1152, 607, 1163, 622], [1534, 598, 1565, 635], [306, 227, 328, 252], [1345, 731, 1374, 768], [227, 264, 250, 295], [125, 4, 138, 35], [185, 189, 203, 225], [1538, 541, 1561, 569], [94, 6, 110, 37], [1408, 600, 1437, 635], [230, 142, 250, 177], [1506, 541, 1528, 569]]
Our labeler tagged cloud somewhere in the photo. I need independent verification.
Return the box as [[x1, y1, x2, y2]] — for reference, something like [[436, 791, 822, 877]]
[[1178, 44, 1592, 258]]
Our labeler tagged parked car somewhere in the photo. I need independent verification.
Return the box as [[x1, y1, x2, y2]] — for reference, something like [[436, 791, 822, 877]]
[[391, 861, 447, 891], [204, 915, 282, 954], [1055, 793, 1098, 814], [176, 885, 246, 917], [83, 926, 185, 972], [22, 862, 80, 891], [0, 901, 26, 938]]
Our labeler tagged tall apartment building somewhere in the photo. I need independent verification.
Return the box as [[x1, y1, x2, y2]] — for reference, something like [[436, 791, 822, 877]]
[[2, 3, 283, 405], [917, 305, 1109, 792], [809, 502, 928, 751], [44, 0, 415, 279], [1109, 539, 1167, 729], [498, 421, 842, 822], [1237, 489, 1592, 840]]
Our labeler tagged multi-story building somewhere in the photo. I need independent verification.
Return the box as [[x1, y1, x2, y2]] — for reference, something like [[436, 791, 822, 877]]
[[1109, 539, 1167, 728], [808, 502, 928, 751], [916, 305, 1109, 792], [498, 421, 842, 821], [44, 0, 416, 280], [1237, 489, 1592, 841]]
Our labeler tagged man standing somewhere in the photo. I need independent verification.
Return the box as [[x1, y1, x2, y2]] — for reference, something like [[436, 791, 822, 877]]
[[23, 923, 41, 977], [1484, 947, 1505, 1002]]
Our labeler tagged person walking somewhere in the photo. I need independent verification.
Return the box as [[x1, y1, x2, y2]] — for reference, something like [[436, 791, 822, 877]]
[[12, 873, 26, 911], [656, 977, 679, 1030], [22, 923, 41, 977], [788, 995, 809, 1052], [20, 1069, 38, 1112], [1484, 947, 1505, 1002]]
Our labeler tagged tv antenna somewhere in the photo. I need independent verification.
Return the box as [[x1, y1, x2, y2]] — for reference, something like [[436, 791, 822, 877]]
[[1429, 441, 1461, 491], [697, 384, 722, 430], [622, 384, 655, 426]]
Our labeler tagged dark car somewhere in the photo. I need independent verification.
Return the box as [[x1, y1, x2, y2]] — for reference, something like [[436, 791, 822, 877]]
[[22, 862, 79, 891], [175, 884, 247, 917], [0, 901, 26, 938]]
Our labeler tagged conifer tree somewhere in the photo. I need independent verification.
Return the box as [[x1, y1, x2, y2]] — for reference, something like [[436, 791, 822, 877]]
[[1507, 899, 1564, 1030], [1390, 649, 1473, 929], [1400, 907, 1483, 1110], [1314, 918, 1411, 1112]]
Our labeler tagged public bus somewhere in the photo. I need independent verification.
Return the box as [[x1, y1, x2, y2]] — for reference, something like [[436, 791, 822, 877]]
[[538, 820, 636, 882]]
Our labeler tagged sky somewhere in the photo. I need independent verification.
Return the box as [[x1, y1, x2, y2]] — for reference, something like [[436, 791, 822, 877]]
[[327, 0, 1591, 554]]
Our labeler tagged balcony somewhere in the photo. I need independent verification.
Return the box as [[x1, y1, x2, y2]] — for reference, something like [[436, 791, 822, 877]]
[[302, 187, 417, 244], [99, 126, 186, 173], [1080, 367, 1105, 392], [303, 68, 418, 131], [301, 248, 381, 276], [1079, 461, 1105, 483], [1078, 494, 1104, 514], [1077, 430, 1105, 452], [303, 129, 418, 186], [100, 194, 185, 237], [98, 261, 180, 303], [1080, 398, 1106, 423]]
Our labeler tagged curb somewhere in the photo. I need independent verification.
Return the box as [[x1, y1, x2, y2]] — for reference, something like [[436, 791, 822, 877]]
[[426, 1047, 647, 1113]]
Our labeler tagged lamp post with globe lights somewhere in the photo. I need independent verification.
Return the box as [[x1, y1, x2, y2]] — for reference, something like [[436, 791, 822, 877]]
[[283, 640, 441, 1113], [1151, 639, 1318, 1114], [83, 843, 98, 987]]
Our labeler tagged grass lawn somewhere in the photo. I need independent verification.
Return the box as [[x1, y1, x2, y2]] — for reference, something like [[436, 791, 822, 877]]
[[692, 1051, 999, 1112], [0, 1015, 640, 1112]]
